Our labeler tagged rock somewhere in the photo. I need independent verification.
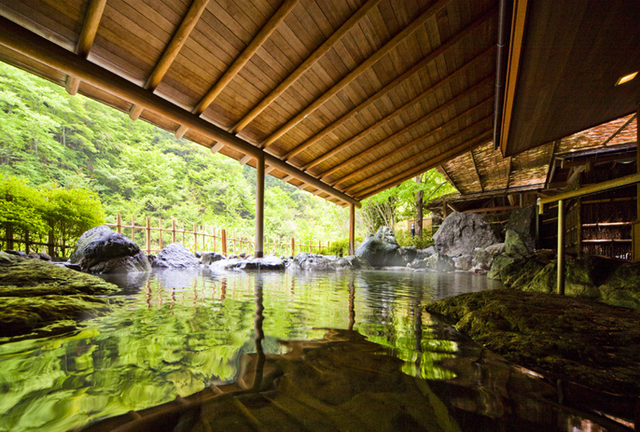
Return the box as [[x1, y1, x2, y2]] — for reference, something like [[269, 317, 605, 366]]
[[399, 246, 417, 263], [487, 253, 516, 280], [0, 252, 121, 338], [334, 255, 372, 270], [4, 250, 27, 257], [355, 227, 405, 267], [453, 254, 473, 271], [599, 262, 640, 309], [52, 262, 83, 272], [426, 253, 455, 272], [200, 252, 226, 265], [433, 212, 501, 256], [425, 289, 640, 395], [27, 252, 52, 261], [290, 253, 339, 271], [211, 255, 285, 271], [153, 243, 199, 269], [416, 246, 435, 260], [409, 259, 427, 269], [504, 229, 530, 257], [472, 248, 493, 270], [70, 226, 150, 273], [485, 243, 506, 256], [506, 206, 536, 250]]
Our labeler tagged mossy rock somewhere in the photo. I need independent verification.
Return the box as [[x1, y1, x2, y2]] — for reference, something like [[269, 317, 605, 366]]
[[487, 253, 516, 280], [425, 289, 640, 395], [599, 262, 640, 309]]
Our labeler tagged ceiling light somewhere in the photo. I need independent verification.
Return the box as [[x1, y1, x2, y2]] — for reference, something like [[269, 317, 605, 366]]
[[615, 71, 638, 86]]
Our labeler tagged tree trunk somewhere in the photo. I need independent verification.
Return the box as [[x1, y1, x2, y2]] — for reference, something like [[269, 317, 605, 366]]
[[416, 189, 424, 239]]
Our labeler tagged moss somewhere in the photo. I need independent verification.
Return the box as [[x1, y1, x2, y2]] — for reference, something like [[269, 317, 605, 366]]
[[425, 289, 640, 395]]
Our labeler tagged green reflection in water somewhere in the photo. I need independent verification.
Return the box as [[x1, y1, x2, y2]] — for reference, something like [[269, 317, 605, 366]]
[[0, 270, 493, 431]]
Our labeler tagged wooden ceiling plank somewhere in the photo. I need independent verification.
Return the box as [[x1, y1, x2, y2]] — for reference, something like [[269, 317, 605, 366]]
[[505, 156, 512, 189], [344, 115, 494, 193], [129, 0, 210, 121], [261, 0, 452, 149], [601, 113, 637, 147], [0, 16, 361, 207], [317, 76, 495, 179], [231, 0, 382, 134], [330, 96, 494, 187], [356, 130, 493, 199], [66, 0, 107, 95], [283, 8, 495, 161], [469, 147, 484, 192], [175, 0, 300, 136]]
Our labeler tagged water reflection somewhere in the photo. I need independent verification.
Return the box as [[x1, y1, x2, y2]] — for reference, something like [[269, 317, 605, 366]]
[[0, 270, 629, 432]]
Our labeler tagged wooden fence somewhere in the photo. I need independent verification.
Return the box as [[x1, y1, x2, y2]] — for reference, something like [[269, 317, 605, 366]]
[[106, 213, 330, 257]]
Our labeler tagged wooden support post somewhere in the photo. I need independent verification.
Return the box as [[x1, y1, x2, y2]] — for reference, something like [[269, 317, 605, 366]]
[[557, 199, 565, 295], [255, 153, 265, 258], [131, 215, 135, 242], [291, 237, 295, 257], [349, 203, 356, 256], [145, 217, 151, 254], [193, 222, 198, 253], [48, 229, 54, 258], [213, 227, 216, 253], [116, 213, 122, 233], [222, 229, 227, 256], [233, 230, 237, 255], [172, 219, 176, 243], [24, 231, 30, 254], [158, 218, 163, 250], [202, 225, 206, 251], [535, 197, 541, 250]]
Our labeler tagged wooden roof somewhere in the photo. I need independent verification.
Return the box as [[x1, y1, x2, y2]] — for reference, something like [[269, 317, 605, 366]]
[[439, 114, 638, 198], [497, 0, 640, 156], [0, 0, 499, 207]]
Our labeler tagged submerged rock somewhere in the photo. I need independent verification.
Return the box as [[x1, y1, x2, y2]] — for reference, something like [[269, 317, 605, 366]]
[[211, 255, 285, 271], [200, 252, 226, 265], [0, 252, 120, 339], [355, 226, 405, 267], [433, 212, 501, 256], [153, 243, 200, 269], [70, 226, 150, 273], [425, 289, 640, 395]]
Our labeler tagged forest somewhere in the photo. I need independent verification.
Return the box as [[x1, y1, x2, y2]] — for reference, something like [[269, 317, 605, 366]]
[[0, 61, 454, 251]]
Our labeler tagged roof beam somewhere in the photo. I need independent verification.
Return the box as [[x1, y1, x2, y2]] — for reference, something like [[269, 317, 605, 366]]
[[0, 16, 360, 208], [439, 164, 458, 191], [505, 156, 512, 189], [230, 0, 382, 134], [285, 10, 496, 162], [330, 96, 494, 187], [65, 0, 107, 95], [317, 77, 495, 180], [175, 0, 300, 138], [129, 0, 210, 121], [345, 115, 494, 193], [601, 114, 637, 147], [356, 130, 493, 199], [261, 0, 452, 149], [469, 148, 484, 192]]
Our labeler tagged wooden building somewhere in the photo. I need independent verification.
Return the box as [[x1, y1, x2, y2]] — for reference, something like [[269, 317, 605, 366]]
[[0, 0, 637, 259]]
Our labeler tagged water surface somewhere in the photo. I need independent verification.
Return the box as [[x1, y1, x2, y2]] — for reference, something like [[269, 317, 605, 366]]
[[0, 270, 629, 431]]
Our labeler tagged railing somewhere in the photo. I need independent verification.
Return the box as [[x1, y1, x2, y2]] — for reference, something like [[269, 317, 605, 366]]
[[104, 213, 332, 257], [537, 172, 640, 295]]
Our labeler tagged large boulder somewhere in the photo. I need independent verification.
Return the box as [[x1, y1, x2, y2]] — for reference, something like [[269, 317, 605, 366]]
[[505, 206, 536, 251], [153, 243, 200, 269], [211, 255, 285, 271], [70, 226, 150, 273], [453, 254, 473, 271], [433, 212, 501, 256], [355, 227, 405, 267], [201, 252, 226, 265], [426, 253, 455, 272], [504, 229, 530, 258], [288, 253, 372, 271]]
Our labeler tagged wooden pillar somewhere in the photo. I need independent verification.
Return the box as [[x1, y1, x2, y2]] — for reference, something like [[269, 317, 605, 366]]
[[635, 103, 640, 261], [116, 213, 122, 233], [291, 237, 295, 257], [557, 199, 565, 295], [221, 229, 227, 256], [145, 216, 151, 254], [535, 197, 541, 250], [193, 222, 198, 253], [255, 154, 265, 258], [171, 219, 176, 243], [349, 203, 356, 256]]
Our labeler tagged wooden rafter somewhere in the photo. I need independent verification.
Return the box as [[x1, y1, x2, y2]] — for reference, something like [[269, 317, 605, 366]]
[[306, 56, 496, 173], [261, 0, 452, 149], [331, 97, 494, 187], [230, 0, 382, 134], [175, 0, 300, 138], [65, 0, 107, 95], [439, 164, 458, 191], [129, 0, 210, 121], [317, 78, 495, 180], [356, 130, 493, 199], [284, 10, 496, 161], [505, 156, 512, 189], [601, 113, 637, 147], [469, 148, 484, 192], [344, 115, 494, 193], [544, 140, 559, 187]]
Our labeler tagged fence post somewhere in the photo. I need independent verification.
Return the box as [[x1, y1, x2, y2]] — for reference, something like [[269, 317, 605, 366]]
[[191, 222, 196, 253], [213, 227, 216, 253], [291, 238, 295, 257], [172, 219, 176, 243], [145, 217, 151, 254], [181, 221, 185, 244], [6, 224, 14, 251], [116, 213, 122, 233], [24, 231, 30, 254], [202, 224, 205, 251], [131, 215, 135, 242], [48, 229, 54, 257], [158, 218, 163, 251], [222, 229, 227, 256]]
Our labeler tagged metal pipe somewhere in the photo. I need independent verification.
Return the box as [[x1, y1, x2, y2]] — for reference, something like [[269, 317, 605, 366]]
[[557, 199, 565, 295]]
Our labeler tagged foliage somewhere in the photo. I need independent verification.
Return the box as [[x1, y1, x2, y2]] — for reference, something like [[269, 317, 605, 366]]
[[394, 229, 433, 249], [0, 62, 348, 243], [326, 236, 364, 257], [0, 174, 48, 236]]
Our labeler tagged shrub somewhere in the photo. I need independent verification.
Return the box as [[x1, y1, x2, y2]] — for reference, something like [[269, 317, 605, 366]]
[[395, 229, 433, 249]]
